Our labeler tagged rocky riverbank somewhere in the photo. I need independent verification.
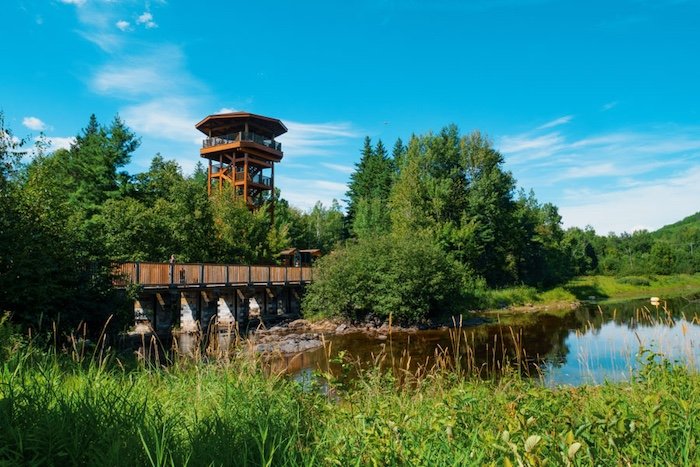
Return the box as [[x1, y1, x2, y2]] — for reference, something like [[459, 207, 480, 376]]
[[248, 314, 495, 355]]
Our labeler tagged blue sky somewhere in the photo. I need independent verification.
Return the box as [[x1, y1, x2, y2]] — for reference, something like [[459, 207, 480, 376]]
[[3, 0, 700, 233]]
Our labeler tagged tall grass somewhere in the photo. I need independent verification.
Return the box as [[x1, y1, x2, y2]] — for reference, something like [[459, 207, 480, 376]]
[[1, 313, 699, 465]]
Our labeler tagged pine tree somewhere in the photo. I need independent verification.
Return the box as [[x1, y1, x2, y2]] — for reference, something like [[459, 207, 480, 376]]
[[345, 137, 395, 237]]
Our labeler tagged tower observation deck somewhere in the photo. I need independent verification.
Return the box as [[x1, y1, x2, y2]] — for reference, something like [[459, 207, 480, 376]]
[[195, 112, 287, 209]]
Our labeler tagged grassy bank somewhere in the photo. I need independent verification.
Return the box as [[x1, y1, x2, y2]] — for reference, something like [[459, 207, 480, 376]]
[[480, 273, 700, 310], [1, 324, 699, 465]]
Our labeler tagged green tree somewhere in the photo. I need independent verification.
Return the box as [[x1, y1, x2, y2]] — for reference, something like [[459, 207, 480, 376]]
[[562, 226, 599, 276], [1, 115, 127, 331], [346, 137, 395, 237], [303, 232, 464, 323], [650, 242, 676, 275], [459, 131, 518, 285]]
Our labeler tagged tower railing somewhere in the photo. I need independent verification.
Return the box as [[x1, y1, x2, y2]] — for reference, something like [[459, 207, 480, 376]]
[[233, 172, 272, 186], [203, 131, 282, 151]]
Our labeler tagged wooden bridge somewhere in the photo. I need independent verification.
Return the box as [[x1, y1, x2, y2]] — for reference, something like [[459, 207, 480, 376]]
[[115, 262, 314, 289], [115, 262, 315, 334]]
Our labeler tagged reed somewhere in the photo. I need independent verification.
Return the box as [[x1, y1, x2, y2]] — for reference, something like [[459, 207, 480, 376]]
[[0, 312, 698, 465]]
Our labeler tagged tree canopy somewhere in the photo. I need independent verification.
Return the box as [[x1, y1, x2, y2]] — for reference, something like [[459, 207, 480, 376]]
[[0, 114, 345, 331]]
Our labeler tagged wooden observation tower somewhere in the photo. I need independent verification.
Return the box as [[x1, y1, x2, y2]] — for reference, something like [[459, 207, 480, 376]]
[[196, 112, 287, 209]]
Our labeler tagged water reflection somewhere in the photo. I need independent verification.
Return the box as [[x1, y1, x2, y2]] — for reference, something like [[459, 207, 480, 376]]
[[271, 297, 700, 386]]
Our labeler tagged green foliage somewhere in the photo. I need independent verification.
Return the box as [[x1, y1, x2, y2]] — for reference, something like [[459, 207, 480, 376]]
[[0, 115, 129, 331], [0, 342, 314, 466], [617, 276, 651, 287], [588, 212, 700, 277], [1, 330, 698, 466], [340, 125, 700, 310], [303, 233, 465, 323], [345, 137, 395, 237], [479, 273, 700, 308], [309, 125, 594, 323]]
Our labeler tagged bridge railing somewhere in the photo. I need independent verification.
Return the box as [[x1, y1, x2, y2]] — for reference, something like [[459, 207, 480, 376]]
[[114, 262, 314, 288]]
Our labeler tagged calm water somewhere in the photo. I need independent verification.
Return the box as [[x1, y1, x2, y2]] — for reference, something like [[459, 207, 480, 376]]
[[273, 297, 700, 386]]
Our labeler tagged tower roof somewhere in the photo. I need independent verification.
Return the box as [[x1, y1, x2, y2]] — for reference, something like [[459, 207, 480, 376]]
[[195, 112, 287, 138]]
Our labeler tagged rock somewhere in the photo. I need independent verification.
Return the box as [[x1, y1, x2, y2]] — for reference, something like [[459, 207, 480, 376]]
[[256, 343, 274, 353], [253, 331, 324, 355], [288, 319, 309, 329], [335, 323, 348, 333]]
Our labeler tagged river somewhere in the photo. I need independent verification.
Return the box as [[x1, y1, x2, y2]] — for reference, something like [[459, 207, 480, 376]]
[[270, 296, 700, 386]]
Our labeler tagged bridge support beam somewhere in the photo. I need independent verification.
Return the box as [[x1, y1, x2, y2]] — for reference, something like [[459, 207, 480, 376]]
[[179, 291, 199, 333], [217, 292, 236, 325], [134, 294, 154, 328], [200, 290, 217, 331], [155, 292, 174, 333], [289, 288, 302, 315], [128, 283, 307, 335]]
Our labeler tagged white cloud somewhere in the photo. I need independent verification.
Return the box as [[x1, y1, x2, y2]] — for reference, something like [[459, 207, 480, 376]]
[[558, 162, 618, 180], [560, 166, 700, 234], [62, 1, 160, 52], [70, 4, 125, 52], [93, 64, 166, 96], [136, 11, 157, 28], [499, 121, 700, 233], [45, 136, 75, 151], [321, 162, 355, 174], [276, 175, 347, 210], [278, 121, 358, 157], [217, 107, 238, 114], [22, 116, 47, 131], [121, 97, 202, 145], [498, 132, 565, 163], [537, 115, 573, 130], [602, 101, 618, 111], [79, 31, 123, 52], [91, 45, 200, 98]]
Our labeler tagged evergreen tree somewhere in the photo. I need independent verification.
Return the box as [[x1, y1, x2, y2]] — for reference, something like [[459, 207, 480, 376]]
[[345, 137, 395, 237]]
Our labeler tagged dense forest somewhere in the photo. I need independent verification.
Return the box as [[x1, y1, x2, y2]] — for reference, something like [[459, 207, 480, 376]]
[[1, 113, 698, 328], [0, 113, 342, 330], [305, 128, 700, 322]]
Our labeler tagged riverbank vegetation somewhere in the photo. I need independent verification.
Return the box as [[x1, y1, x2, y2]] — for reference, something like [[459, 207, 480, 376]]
[[1, 318, 698, 465], [305, 130, 700, 323], [2, 112, 699, 331], [480, 273, 700, 309]]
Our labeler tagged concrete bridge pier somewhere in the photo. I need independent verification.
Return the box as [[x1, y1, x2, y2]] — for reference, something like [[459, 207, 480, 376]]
[[134, 294, 154, 329], [217, 292, 237, 326], [179, 291, 199, 333]]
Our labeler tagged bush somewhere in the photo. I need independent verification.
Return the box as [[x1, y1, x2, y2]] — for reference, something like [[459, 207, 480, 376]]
[[616, 276, 651, 287], [302, 233, 465, 323]]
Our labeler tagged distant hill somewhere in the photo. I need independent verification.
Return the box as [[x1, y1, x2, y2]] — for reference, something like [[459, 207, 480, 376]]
[[653, 211, 700, 241]]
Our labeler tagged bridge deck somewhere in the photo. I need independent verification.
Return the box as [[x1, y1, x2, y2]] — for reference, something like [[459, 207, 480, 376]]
[[114, 262, 314, 289]]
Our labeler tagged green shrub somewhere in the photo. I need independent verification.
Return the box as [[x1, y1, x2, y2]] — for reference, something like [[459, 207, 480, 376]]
[[617, 276, 651, 286], [302, 233, 466, 323]]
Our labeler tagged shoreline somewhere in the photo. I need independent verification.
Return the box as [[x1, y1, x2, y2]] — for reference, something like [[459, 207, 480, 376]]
[[250, 280, 700, 355]]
